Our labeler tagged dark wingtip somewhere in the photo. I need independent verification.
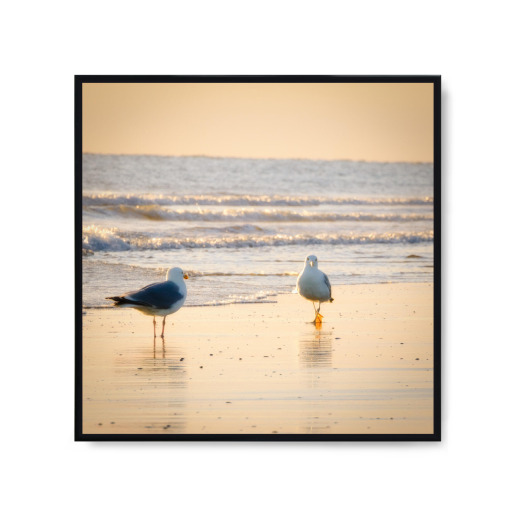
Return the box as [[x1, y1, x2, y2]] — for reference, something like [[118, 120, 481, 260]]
[[106, 296, 126, 304]]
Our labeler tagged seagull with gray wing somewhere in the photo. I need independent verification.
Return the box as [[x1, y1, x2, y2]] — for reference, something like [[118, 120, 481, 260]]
[[106, 267, 188, 338], [296, 255, 333, 323]]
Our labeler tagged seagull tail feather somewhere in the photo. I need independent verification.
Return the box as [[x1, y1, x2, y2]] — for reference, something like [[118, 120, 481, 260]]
[[106, 296, 123, 302], [106, 296, 149, 307]]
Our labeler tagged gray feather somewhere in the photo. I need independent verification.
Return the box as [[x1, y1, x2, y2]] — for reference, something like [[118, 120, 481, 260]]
[[322, 272, 332, 299], [121, 281, 183, 309]]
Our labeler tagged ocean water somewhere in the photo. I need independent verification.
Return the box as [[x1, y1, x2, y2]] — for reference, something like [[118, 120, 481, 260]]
[[82, 154, 434, 308]]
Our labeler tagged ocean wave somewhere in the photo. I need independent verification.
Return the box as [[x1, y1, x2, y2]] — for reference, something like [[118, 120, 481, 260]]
[[186, 271, 298, 277], [201, 290, 279, 306], [83, 193, 433, 208], [82, 226, 434, 253], [84, 204, 432, 223], [82, 226, 132, 251]]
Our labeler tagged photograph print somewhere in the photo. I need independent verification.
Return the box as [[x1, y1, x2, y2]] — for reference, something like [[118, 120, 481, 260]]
[[76, 76, 440, 440]]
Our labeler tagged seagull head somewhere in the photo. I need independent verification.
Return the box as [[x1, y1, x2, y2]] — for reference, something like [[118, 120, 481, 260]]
[[167, 267, 189, 281], [305, 255, 318, 268]]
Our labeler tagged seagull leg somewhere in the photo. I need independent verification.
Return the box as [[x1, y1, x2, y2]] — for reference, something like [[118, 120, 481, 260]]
[[153, 316, 156, 339], [315, 302, 324, 323], [161, 316, 166, 338], [312, 302, 318, 323]]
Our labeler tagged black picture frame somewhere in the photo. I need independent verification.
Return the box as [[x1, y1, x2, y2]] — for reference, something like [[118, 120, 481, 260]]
[[76, 75, 441, 441]]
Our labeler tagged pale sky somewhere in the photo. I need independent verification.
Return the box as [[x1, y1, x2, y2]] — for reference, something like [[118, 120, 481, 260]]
[[82, 82, 433, 162]]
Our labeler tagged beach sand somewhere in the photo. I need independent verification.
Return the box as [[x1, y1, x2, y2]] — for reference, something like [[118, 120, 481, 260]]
[[82, 283, 434, 435]]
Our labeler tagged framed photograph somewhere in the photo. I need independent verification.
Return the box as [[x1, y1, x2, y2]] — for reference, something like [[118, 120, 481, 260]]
[[76, 75, 440, 441]]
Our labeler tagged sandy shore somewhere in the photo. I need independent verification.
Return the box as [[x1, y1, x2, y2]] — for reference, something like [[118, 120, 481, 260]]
[[81, 283, 434, 435]]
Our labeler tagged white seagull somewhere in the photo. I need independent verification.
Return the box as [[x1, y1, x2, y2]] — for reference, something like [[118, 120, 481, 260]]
[[106, 267, 188, 338], [296, 255, 333, 323]]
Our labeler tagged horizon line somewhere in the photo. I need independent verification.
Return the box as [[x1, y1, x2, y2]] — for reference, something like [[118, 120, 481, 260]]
[[82, 151, 433, 165]]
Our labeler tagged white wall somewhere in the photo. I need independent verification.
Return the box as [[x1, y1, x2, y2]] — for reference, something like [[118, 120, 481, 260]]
[[2, 1, 510, 510]]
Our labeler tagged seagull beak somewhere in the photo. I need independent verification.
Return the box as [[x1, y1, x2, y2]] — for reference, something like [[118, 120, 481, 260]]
[[184, 274, 189, 279], [309, 261, 314, 267]]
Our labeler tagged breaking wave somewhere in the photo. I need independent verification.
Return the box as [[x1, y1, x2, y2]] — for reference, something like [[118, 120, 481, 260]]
[[82, 225, 434, 253], [83, 193, 433, 208], [84, 203, 432, 223]]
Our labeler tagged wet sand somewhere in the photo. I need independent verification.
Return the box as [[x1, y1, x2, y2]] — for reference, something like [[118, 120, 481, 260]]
[[82, 283, 434, 435]]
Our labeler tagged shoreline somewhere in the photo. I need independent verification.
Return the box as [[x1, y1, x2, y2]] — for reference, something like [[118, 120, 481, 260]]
[[83, 279, 433, 310], [82, 282, 434, 435]]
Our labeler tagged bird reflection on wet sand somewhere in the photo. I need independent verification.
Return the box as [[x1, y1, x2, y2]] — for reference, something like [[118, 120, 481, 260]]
[[153, 336, 166, 359], [100, 337, 190, 432], [299, 325, 333, 368]]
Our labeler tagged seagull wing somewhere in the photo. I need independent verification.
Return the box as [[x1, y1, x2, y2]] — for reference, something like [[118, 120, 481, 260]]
[[110, 281, 184, 309], [322, 271, 332, 299]]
